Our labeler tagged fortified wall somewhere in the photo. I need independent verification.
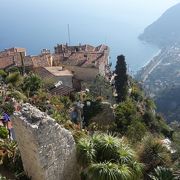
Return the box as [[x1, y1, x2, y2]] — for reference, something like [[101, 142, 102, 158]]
[[12, 103, 80, 180]]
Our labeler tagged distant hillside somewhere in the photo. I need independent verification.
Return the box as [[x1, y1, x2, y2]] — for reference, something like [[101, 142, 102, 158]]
[[155, 86, 180, 122], [136, 46, 180, 122], [139, 3, 180, 47]]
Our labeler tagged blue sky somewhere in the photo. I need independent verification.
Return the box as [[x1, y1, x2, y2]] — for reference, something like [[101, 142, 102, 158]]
[[0, 0, 180, 71]]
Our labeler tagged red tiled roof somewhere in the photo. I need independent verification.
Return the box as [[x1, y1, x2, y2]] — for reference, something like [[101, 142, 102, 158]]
[[50, 85, 74, 96]]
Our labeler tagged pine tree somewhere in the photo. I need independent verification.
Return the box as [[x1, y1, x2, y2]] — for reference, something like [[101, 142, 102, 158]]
[[115, 55, 128, 103]]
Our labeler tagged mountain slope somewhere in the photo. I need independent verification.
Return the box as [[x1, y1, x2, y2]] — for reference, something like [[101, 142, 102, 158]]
[[139, 3, 180, 47]]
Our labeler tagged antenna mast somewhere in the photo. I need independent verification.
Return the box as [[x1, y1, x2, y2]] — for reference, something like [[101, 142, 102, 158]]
[[68, 24, 71, 45]]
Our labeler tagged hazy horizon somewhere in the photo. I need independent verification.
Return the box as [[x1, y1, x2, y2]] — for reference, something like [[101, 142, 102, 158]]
[[0, 0, 180, 71]]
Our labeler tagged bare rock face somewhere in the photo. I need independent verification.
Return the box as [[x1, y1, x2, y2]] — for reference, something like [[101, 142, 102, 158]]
[[12, 103, 80, 180]]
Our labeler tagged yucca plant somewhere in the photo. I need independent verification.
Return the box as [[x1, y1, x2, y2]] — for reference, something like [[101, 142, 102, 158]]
[[149, 166, 178, 180], [77, 137, 96, 167], [6, 72, 23, 88], [129, 161, 144, 180], [0, 174, 7, 180], [84, 162, 131, 180], [77, 134, 143, 180], [93, 134, 120, 162], [117, 143, 135, 164], [138, 135, 172, 176]]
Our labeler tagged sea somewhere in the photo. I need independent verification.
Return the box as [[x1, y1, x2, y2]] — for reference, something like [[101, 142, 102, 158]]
[[0, 0, 179, 73]]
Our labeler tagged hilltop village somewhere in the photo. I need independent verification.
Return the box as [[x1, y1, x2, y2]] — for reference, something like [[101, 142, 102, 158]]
[[0, 44, 111, 94], [0, 44, 179, 180]]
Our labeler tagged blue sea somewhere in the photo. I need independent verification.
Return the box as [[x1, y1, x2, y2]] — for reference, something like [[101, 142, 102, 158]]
[[0, 0, 178, 72]]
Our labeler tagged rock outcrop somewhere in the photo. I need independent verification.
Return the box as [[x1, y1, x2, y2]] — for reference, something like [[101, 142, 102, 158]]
[[12, 103, 80, 180]]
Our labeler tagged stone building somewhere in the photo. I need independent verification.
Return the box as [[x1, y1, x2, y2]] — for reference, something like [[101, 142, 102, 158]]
[[35, 66, 74, 88], [0, 44, 109, 76], [0, 47, 26, 69], [53, 44, 110, 77], [0, 44, 110, 90]]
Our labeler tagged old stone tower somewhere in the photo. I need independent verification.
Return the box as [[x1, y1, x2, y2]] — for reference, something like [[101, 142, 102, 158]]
[[12, 103, 79, 180]]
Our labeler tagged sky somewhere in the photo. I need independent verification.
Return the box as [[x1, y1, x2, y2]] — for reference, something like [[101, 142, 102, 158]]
[[1, 0, 180, 30], [0, 0, 180, 71]]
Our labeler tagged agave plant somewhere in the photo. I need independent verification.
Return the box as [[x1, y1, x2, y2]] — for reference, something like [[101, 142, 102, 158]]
[[149, 166, 178, 180]]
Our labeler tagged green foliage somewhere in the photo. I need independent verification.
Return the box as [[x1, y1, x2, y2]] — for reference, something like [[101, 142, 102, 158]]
[[115, 55, 128, 103], [49, 95, 71, 123], [77, 134, 143, 180], [84, 75, 114, 102], [31, 90, 50, 112], [6, 72, 22, 87], [0, 175, 7, 180], [77, 137, 96, 167], [137, 135, 172, 175], [85, 162, 131, 180], [156, 114, 173, 138], [145, 98, 156, 110], [0, 70, 7, 81], [149, 166, 178, 180], [0, 141, 25, 176], [6, 67, 20, 73], [171, 123, 180, 171], [51, 110, 68, 124], [9, 90, 27, 102], [130, 87, 144, 102], [0, 127, 9, 139], [59, 96, 71, 110], [115, 99, 137, 133], [126, 119, 147, 143], [22, 73, 42, 97], [83, 100, 102, 121], [130, 80, 144, 102], [92, 134, 122, 163], [2, 102, 15, 115]]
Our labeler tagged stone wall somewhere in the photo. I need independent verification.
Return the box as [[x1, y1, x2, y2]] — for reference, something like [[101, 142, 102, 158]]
[[12, 103, 80, 180], [63, 65, 99, 81]]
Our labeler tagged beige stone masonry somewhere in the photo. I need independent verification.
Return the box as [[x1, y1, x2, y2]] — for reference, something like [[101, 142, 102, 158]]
[[12, 103, 79, 180]]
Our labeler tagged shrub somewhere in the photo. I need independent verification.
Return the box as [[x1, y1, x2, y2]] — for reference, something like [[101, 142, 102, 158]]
[[126, 119, 147, 143], [149, 166, 178, 180], [2, 102, 15, 115], [137, 135, 172, 176], [0, 127, 9, 139], [0, 175, 7, 180], [77, 134, 143, 180], [115, 99, 137, 133], [22, 73, 42, 97]]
